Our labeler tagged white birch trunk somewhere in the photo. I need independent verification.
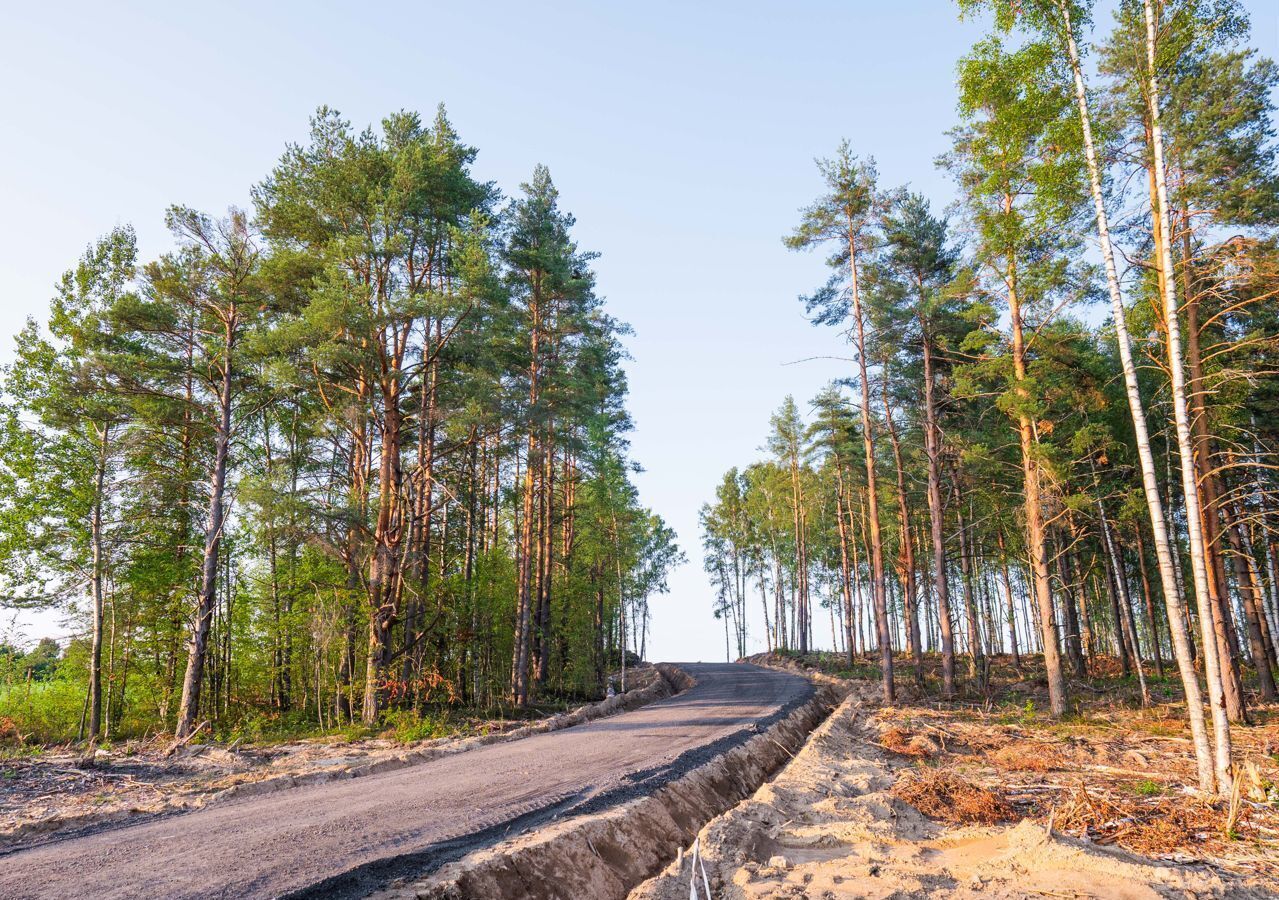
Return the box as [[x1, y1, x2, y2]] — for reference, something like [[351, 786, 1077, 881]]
[[1056, 0, 1215, 791], [1140, 0, 1233, 794]]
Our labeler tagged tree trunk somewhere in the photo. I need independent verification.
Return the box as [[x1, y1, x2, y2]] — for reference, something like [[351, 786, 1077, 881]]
[[512, 283, 543, 707], [1056, 0, 1217, 791], [1223, 495, 1277, 700], [176, 315, 236, 739], [1007, 256, 1068, 717], [847, 232, 893, 702], [834, 474, 857, 666], [956, 496, 984, 682], [1057, 548, 1087, 678], [883, 377, 923, 684], [1097, 496, 1149, 704], [922, 335, 956, 697], [363, 369, 405, 725], [1141, 0, 1232, 793], [997, 531, 1021, 669], [86, 423, 111, 742]]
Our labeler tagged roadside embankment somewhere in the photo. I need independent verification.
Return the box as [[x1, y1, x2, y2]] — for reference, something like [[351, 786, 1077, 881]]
[[2, 664, 686, 850], [386, 668, 842, 900], [630, 670, 1265, 900]]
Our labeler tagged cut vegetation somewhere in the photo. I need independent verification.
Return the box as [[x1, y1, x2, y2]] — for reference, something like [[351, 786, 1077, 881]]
[[633, 655, 1279, 899]]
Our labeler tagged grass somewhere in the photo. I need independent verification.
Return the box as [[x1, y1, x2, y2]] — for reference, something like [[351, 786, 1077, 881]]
[[1132, 779, 1164, 797]]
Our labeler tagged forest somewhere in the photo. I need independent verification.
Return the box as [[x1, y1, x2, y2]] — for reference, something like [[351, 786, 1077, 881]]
[[0, 107, 682, 746], [701, 0, 1278, 796]]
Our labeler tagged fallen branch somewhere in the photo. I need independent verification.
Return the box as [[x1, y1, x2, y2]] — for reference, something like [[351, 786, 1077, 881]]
[[163, 721, 208, 758]]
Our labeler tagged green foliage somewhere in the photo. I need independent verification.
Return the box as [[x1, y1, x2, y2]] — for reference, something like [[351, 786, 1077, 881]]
[[381, 708, 455, 744], [1132, 779, 1164, 796], [0, 104, 682, 746]]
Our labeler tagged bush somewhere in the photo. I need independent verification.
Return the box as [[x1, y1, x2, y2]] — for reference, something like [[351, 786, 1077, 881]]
[[0, 677, 86, 744], [382, 709, 454, 744]]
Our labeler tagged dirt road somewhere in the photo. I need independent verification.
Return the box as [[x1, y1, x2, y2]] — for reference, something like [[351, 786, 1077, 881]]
[[0, 662, 809, 900]]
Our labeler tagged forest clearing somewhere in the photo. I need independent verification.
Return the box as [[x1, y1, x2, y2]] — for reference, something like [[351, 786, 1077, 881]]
[[2, 0, 1278, 896], [633, 654, 1279, 900]]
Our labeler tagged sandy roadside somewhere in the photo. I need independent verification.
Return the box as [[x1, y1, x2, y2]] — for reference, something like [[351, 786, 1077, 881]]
[[631, 676, 1276, 900]]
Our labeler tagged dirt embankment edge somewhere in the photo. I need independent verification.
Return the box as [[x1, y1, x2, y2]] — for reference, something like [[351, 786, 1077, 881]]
[[394, 668, 842, 900], [2, 665, 689, 849]]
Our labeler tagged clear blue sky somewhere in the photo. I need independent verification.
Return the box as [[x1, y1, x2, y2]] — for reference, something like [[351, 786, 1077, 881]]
[[2, 1, 1275, 659]]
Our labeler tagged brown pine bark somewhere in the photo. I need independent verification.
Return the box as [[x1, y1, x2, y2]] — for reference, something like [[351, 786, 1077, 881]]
[[512, 281, 543, 706], [362, 354, 408, 725], [833, 472, 857, 666], [1007, 253, 1068, 716], [848, 232, 893, 701], [922, 332, 956, 697], [1222, 496, 1278, 700], [1184, 265, 1246, 722], [882, 376, 923, 683]]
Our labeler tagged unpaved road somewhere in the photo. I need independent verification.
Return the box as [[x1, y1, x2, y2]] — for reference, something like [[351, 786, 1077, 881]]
[[0, 662, 809, 900]]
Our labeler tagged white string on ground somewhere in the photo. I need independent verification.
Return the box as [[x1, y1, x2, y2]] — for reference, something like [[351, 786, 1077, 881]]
[[688, 836, 712, 899]]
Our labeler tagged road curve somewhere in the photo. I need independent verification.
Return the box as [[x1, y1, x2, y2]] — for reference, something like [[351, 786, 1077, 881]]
[[0, 662, 810, 900]]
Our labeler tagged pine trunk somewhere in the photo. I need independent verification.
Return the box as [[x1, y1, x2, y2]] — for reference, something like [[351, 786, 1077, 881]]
[[848, 232, 893, 702]]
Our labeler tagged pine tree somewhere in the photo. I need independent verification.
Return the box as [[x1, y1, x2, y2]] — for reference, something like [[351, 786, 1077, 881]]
[[786, 145, 895, 702]]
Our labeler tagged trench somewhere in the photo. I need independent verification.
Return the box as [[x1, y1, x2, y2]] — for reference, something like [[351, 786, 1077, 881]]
[[327, 669, 840, 900]]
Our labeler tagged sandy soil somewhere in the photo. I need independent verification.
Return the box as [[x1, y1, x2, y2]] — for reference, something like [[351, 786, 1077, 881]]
[[632, 668, 1278, 900]]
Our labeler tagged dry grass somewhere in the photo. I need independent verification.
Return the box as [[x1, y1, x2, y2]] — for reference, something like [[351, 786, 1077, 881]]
[[989, 740, 1064, 773], [879, 725, 941, 758], [892, 768, 1015, 825], [1050, 783, 1227, 856]]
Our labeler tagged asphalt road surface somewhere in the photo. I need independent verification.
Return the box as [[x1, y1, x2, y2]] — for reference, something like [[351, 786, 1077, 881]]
[[0, 662, 810, 900]]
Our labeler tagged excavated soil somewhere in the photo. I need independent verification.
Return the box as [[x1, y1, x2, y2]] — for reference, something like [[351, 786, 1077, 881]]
[[378, 676, 840, 900], [630, 680, 1276, 900]]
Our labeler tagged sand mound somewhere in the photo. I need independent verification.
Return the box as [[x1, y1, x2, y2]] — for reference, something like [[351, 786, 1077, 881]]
[[630, 683, 1269, 899]]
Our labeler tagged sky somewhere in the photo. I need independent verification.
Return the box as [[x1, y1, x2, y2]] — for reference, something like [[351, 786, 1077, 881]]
[[1, 1, 1275, 659]]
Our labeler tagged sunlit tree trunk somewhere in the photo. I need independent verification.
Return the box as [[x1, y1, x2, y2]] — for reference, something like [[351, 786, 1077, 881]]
[[1182, 240, 1247, 724], [1141, 0, 1232, 793], [847, 235, 893, 701], [1057, 0, 1216, 789], [1007, 255, 1068, 717], [882, 376, 923, 683]]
